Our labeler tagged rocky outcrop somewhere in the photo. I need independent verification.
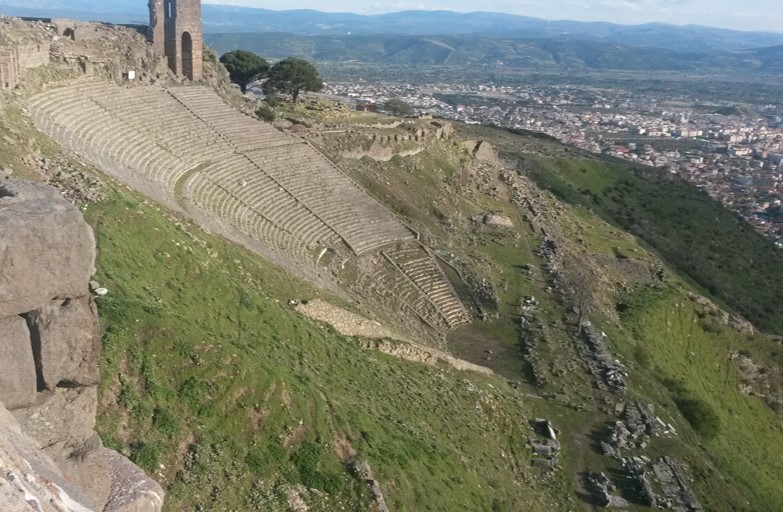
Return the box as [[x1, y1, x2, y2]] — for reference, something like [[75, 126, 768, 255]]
[[0, 176, 163, 512]]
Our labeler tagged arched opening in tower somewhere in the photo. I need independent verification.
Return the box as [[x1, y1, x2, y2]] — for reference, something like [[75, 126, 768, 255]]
[[182, 31, 194, 80]]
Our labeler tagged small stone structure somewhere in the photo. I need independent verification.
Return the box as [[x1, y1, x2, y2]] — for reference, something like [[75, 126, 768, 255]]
[[148, 0, 203, 80]]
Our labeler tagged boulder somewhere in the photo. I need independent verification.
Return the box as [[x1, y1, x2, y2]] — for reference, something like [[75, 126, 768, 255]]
[[0, 401, 94, 512], [0, 176, 162, 511], [0, 177, 95, 319], [58, 433, 113, 511], [484, 213, 514, 228], [13, 387, 98, 460], [0, 316, 37, 410], [25, 296, 101, 390], [104, 450, 165, 512], [473, 140, 500, 164]]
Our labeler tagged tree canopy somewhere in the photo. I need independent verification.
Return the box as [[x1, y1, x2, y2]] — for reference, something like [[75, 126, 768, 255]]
[[384, 98, 414, 117], [220, 50, 269, 93], [263, 58, 323, 103]]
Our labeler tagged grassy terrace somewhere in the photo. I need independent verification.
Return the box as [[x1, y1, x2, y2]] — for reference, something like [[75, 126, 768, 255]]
[[615, 285, 783, 509]]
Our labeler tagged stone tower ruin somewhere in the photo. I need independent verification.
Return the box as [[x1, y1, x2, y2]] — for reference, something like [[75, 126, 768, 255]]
[[148, 0, 203, 80]]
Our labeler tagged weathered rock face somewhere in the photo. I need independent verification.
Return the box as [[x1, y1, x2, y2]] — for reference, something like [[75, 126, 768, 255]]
[[25, 296, 101, 390], [0, 316, 37, 409], [0, 178, 95, 319], [0, 176, 164, 512]]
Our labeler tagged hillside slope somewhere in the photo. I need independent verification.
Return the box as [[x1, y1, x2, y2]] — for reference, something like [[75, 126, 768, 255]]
[[205, 32, 783, 75], [3, 23, 783, 509]]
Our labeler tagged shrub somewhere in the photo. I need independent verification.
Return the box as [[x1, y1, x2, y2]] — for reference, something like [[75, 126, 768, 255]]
[[153, 407, 181, 439], [256, 105, 276, 122], [130, 441, 161, 472], [674, 396, 721, 440], [632, 345, 652, 369]]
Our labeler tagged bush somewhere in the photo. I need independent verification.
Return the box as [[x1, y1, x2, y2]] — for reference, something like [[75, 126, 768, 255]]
[[130, 441, 161, 472], [256, 105, 276, 122], [153, 407, 181, 439], [632, 345, 652, 369], [292, 442, 344, 494], [674, 396, 721, 440]]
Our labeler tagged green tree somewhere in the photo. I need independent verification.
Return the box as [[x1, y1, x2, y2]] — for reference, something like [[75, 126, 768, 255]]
[[219, 50, 269, 93], [384, 98, 413, 117], [263, 58, 323, 103]]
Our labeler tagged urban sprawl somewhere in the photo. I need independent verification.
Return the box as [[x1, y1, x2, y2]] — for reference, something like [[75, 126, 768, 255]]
[[323, 81, 783, 247]]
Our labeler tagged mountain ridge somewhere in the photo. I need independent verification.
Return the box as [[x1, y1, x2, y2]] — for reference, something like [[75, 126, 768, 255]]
[[0, 2, 781, 51], [204, 32, 783, 75]]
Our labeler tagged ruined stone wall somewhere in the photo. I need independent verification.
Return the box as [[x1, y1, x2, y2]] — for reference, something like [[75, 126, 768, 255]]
[[52, 19, 116, 43], [0, 176, 164, 512], [47, 19, 170, 83], [150, 0, 203, 80], [0, 46, 18, 89], [0, 17, 50, 89]]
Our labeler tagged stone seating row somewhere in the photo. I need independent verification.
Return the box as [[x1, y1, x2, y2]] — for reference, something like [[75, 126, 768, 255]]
[[385, 247, 469, 327], [188, 156, 343, 262]]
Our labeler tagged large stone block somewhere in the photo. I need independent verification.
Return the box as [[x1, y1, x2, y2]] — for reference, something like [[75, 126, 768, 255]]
[[58, 433, 113, 511], [104, 449, 165, 512], [25, 296, 101, 390], [0, 176, 96, 318], [0, 401, 94, 512], [0, 316, 36, 410], [12, 386, 97, 457]]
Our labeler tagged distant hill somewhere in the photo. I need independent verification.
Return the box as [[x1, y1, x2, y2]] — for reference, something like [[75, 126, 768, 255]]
[[0, 2, 782, 52], [204, 32, 783, 75]]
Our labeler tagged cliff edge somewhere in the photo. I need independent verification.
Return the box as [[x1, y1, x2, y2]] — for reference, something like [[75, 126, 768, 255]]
[[0, 176, 163, 512]]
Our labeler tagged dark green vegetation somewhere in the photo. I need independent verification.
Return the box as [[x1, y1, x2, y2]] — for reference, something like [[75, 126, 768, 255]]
[[527, 157, 783, 335], [219, 50, 269, 93], [384, 98, 414, 117], [460, 125, 783, 335], [255, 104, 276, 122], [264, 57, 323, 103]]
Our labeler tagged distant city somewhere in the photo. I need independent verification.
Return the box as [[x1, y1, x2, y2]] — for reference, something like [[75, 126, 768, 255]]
[[322, 81, 783, 247]]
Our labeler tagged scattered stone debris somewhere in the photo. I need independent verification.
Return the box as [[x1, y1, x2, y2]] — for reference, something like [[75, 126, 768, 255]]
[[602, 401, 676, 459], [350, 461, 389, 512], [530, 419, 561, 470], [519, 296, 549, 387], [623, 456, 703, 511], [28, 155, 106, 207], [586, 472, 629, 508], [730, 351, 783, 413], [578, 320, 627, 393]]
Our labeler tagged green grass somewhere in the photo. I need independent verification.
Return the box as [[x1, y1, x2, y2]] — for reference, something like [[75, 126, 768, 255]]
[[516, 154, 783, 335], [87, 188, 567, 511], [9, 87, 783, 511], [617, 286, 783, 510]]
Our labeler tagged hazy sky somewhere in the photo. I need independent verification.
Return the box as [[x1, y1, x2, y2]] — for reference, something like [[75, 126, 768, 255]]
[[203, 0, 783, 32]]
